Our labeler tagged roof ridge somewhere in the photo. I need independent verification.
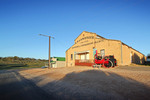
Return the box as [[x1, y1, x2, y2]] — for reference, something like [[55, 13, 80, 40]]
[[74, 31, 102, 41]]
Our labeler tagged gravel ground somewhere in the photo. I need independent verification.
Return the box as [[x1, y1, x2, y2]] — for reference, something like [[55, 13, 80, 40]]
[[18, 66, 150, 100], [0, 70, 54, 100]]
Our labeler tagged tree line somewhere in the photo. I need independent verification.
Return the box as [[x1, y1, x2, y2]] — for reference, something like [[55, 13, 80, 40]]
[[0, 56, 48, 64]]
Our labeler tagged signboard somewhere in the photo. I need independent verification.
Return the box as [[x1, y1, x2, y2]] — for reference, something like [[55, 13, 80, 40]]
[[93, 48, 97, 57]]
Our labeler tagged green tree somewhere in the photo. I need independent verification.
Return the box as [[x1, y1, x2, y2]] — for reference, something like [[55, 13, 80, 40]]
[[14, 56, 19, 60]]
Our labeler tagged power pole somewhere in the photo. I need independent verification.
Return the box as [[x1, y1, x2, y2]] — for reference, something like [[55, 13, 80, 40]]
[[49, 36, 50, 68], [39, 34, 54, 69]]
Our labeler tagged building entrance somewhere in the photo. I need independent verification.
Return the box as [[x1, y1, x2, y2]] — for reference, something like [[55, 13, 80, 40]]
[[75, 51, 93, 66]]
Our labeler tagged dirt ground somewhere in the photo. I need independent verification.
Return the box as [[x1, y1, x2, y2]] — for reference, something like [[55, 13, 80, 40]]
[[19, 66, 150, 100]]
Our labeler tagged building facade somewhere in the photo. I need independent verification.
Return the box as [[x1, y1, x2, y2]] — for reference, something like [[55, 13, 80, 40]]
[[51, 57, 66, 68], [66, 31, 145, 66]]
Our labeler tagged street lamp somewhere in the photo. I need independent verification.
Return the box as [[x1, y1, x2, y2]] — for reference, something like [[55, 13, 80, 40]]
[[39, 34, 54, 69]]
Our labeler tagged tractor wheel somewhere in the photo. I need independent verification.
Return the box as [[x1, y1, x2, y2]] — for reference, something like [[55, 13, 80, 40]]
[[103, 60, 113, 68]]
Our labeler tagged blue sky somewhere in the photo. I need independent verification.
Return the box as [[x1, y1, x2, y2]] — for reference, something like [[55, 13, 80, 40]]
[[0, 0, 150, 59]]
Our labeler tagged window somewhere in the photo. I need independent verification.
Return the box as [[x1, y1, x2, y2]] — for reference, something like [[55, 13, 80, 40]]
[[71, 54, 73, 60], [100, 49, 105, 58], [81, 55, 85, 60], [86, 54, 89, 60], [75, 55, 79, 59]]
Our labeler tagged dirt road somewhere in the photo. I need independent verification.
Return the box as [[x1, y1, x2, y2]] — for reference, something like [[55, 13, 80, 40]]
[[1, 66, 150, 100], [0, 70, 54, 100]]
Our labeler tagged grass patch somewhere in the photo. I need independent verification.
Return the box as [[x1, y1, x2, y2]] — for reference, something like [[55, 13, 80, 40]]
[[0, 56, 48, 70], [0, 63, 44, 70]]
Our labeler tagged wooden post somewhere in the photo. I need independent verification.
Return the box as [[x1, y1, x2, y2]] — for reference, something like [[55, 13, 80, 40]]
[[48, 36, 51, 68]]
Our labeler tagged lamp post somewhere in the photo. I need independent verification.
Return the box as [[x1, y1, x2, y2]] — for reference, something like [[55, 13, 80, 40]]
[[39, 34, 54, 69]]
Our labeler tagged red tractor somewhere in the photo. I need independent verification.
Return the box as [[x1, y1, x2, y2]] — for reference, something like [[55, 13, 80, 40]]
[[93, 51, 117, 68]]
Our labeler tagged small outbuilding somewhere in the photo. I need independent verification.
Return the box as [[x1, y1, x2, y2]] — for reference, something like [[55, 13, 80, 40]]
[[66, 31, 145, 66], [51, 57, 66, 68]]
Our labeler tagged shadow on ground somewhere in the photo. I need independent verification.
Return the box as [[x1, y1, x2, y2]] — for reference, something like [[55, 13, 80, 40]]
[[35, 70, 150, 100], [0, 70, 54, 100], [2, 69, 150, 100]]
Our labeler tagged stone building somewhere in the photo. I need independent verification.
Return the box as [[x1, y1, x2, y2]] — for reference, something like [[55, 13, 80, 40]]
[[66, 31, 145, 66]]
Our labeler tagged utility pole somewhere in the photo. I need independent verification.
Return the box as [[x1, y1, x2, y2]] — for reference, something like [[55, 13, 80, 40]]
[[39, 34, 54, 69], [49, 36, 50, 69]]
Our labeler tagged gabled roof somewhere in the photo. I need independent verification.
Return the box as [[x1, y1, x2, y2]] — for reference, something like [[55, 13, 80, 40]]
[[96, 34, 105, 39], [74, 31, 105, 41], [121, 42, 145, 56], [66, 31, 145, 56]]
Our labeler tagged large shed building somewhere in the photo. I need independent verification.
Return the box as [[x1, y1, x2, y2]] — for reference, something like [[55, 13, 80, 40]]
[[66, 31, 145, 66]]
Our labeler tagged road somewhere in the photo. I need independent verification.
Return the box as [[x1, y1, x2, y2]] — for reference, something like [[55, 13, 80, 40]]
[[1, 66, 150, 100], [19, 66, 150, 100], [0, 70, 54, 100]]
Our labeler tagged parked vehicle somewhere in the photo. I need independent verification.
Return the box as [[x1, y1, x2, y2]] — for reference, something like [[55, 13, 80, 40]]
[[93, 51, 117, 68], [145, 54, 150, 65]]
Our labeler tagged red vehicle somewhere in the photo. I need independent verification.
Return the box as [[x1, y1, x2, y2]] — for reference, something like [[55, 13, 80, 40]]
[[94, 51, 117, 68]]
